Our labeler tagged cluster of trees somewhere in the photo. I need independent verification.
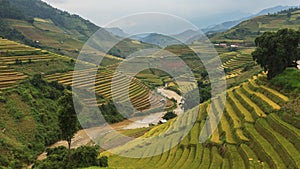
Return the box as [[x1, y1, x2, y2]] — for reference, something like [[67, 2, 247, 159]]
[[252, 29, 300, 79], [197, 80, 212, 103], [277, 7, 300, 15], [0, 0, 24, 19], [181, 71, 212, 111], [33, 146, 108, 169], [163, 111, 177, 120], [0, 75, 66, 167], [99, 100, 125, 124]]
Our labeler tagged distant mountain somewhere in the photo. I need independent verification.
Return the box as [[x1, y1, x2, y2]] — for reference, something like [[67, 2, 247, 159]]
[[105, 27, 129, 38], [127, 30, 207, 47], [139, 33, 183, 47], [202, 5, 296, 34], [128, 33, 150, 41], [173, 29, 204, 43], [202, 20, 240, 34]]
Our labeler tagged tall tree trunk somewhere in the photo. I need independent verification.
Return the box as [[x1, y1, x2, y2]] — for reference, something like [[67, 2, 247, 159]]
[[67, 140, 71, 163]]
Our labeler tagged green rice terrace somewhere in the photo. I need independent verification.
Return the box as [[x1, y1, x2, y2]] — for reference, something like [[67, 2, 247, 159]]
[[97, 72, 300, 169], [0, 38, 58, 90], [45, 68, 165, 111]]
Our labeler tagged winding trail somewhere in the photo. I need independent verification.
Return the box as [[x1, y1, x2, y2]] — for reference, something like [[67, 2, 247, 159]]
[[157, 87, 183, 115]]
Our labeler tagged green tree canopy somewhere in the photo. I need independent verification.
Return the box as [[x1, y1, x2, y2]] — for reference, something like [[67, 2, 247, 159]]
[[34, 146, 108, 168], [252, 29, 300, 79], [58, 90, 82, 163]]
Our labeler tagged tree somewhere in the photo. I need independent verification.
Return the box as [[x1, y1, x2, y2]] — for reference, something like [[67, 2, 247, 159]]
[[30, 74, 44, 87], [58, 90, 82, 164], [252, 29, 300, 79], [15, 58, 22, 64], [287, 12, 292, 18]]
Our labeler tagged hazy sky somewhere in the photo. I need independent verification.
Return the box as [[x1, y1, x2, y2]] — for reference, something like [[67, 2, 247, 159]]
[[42, 0, 299, 29]]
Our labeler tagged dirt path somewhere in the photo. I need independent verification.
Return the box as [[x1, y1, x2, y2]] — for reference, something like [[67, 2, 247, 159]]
[[123, 111, 165, 129], [37, 88, 182, 161]]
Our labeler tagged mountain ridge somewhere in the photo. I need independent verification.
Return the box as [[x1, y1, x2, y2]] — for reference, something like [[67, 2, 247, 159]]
[[202, 5, 297, 34]]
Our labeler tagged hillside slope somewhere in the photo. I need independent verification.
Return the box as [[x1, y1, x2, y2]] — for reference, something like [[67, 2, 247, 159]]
[[0, 37, 76, 168], [0, 0, 157, 59], [210, 8, 300, 44], [102, 71, 300, 169], [0, 37, 165, 168]]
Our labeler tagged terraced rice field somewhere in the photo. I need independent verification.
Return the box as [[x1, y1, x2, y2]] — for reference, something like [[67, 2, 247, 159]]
[[103, 75, 300, 169], [45, 68, 164, 111], [0, 66, 27, 90], [218, 50, 256, 79], [0, 39, 55, 65], [0, 38, 78, 91], [0, 38, 57, 90], [222, 54, 253, 69]]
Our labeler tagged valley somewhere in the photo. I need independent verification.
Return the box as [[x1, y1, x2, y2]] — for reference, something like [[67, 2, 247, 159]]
[[0, 1, 299, 169]]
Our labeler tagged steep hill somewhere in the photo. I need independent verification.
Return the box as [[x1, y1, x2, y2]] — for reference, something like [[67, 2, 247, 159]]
[[210, 8, 300, 44], [0, 37, 75, 168], [0, 0, 156, 59]]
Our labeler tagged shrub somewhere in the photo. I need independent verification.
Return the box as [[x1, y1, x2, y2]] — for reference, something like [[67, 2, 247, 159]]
[[99, 156, 108, 167], [34, 146, 108, 169], [270, 68, 300, 93], [163, 111, 177, 120], [72, 146, 100, 168]]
